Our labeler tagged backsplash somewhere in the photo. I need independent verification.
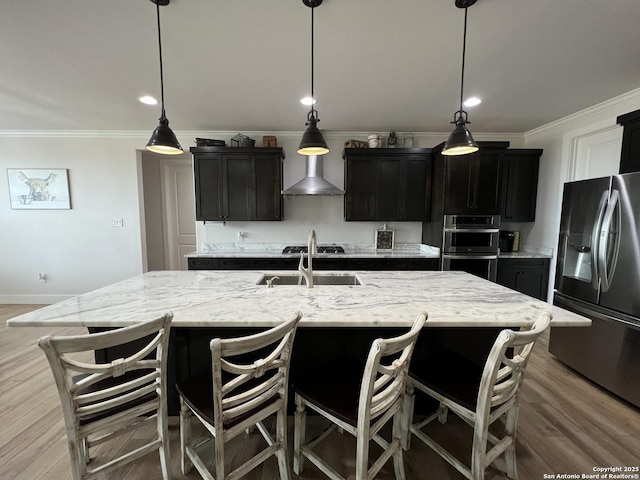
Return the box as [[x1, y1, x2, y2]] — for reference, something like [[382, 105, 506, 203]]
[[195, 195, 424, 252]]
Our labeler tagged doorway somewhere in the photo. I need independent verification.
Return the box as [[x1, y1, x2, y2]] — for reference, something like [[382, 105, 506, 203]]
[[141, 153, 196, 271]]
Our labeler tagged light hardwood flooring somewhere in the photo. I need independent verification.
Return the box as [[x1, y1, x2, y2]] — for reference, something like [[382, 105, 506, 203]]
[[1, 304, 639, 479]]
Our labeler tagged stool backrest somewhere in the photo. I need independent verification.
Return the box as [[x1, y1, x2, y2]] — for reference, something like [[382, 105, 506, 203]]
[[478, 312, 552, 415], [358, 312, 427, 431], [210, 312, 302, 434]]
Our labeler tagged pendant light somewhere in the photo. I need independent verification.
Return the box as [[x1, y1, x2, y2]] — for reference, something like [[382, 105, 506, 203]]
[[297, 0, 329, 156], [442, 0, 479, 156], [146, 0, 183, 155]]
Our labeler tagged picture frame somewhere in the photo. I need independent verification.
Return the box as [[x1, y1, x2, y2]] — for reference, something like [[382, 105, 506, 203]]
[[375, 227, 395, 251], [7, 168, 71, 210]]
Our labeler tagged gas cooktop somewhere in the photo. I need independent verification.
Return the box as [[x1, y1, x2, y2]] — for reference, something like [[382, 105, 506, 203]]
[[282, 245, 345, 254]]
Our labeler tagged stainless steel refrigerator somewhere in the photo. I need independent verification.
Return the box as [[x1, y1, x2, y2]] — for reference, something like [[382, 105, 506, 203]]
[[551, 171, 640, 408]]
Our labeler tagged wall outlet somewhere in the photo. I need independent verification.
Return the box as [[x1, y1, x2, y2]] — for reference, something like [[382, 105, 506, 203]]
[[112, 218, 124, 227], [38, 273, 47, 283]]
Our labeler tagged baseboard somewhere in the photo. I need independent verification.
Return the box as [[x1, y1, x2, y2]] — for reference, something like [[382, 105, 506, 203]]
[[0, 294, 73, 304]]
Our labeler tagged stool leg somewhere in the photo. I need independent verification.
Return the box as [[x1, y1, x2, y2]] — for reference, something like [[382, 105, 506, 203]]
[[179, 396, 193, 475], [275, 407, 292, 480], [393, 409, 407, 480], [402, 384, 415, 450], [293, 394, 306, 475]]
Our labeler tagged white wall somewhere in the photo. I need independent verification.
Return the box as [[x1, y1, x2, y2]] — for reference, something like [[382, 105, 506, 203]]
[[0, 134, 147, 303], [524, 88, 640, 300]]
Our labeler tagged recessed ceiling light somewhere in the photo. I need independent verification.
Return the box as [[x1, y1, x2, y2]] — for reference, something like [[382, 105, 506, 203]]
[[300, 96, 316, 106], [139, 95, 158, 105], [464, 96, 482, 107]]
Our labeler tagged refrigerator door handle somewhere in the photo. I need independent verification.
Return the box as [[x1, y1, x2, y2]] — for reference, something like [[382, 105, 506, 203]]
[[598, 189, 621, 292], [590, 190, 609, 290]]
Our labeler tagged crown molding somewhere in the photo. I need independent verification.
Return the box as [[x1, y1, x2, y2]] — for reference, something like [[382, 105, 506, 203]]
[[525, 88, 640, 139]]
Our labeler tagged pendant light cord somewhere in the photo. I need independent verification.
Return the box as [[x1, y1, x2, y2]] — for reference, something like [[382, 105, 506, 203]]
[[457, 7, 468, 118], [156, 1, 166, 120], [308, 3, 317, 121]]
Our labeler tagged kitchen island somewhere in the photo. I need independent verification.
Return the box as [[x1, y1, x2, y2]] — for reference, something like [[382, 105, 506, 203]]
[[9, 270, 590, 414]]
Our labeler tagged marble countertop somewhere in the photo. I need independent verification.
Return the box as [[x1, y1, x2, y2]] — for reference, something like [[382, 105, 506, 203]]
[[8, 270, 589, 329], [498, 251, 552, 259], [187, 243, 440, 259]]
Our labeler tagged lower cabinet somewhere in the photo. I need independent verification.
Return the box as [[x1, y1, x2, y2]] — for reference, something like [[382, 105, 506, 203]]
[[496, 258, 550, 300], [188, 257, 439, 271]]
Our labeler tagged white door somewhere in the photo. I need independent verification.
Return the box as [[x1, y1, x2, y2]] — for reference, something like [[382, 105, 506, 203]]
[[571, 126, 623, 181], [161, 159, 196, 270]]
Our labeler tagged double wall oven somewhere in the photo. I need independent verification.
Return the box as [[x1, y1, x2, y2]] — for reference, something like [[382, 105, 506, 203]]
[[441, 214, 500, 281]]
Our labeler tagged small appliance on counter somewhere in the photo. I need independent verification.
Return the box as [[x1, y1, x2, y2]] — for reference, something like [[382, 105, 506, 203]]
[[499, 230, 515, 252], [512, 231, 521, 252]]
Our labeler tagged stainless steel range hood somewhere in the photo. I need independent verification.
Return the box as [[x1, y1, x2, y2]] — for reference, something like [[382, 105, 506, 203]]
[[281, 155, 345, 196]]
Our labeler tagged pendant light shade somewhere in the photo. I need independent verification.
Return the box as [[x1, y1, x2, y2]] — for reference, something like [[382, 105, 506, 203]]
[[298, 111, 329, 155], [442, 0, 479, 156], [442, 111, 478, 156], [297, 0, 329, 156], [146, 0, 183, 155]]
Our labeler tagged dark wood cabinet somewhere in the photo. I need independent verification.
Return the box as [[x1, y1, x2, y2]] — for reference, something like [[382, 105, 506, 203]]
[[343, 148, 432, 221], [191, 147, 283, 221], [188, 256, 438, 271], [442, 146, 502, 214], [498, 149, 542, 222], [496, 257, 549, 300], [617, 109, 640, 174]]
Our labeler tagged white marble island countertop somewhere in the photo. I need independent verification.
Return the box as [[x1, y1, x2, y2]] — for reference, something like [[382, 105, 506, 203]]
[[8, 270, 590, 329]]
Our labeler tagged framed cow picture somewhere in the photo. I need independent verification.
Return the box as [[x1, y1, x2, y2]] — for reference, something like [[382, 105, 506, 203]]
[[7, 168, 71, 210]]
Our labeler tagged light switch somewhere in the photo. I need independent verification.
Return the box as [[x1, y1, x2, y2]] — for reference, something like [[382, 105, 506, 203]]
[[112, 218, 124, 227]]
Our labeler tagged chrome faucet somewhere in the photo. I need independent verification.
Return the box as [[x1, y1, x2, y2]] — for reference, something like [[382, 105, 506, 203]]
[[298, 229, 317, 288]]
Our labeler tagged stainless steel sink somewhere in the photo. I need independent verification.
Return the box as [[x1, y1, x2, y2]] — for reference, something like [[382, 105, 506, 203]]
[[257, 273, 362, 286]]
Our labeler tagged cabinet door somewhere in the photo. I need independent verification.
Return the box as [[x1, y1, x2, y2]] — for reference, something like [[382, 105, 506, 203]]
[[499, 152, 540, 222], [254, 154, 282, 220], [345, 157, 377, 220], [401, 157, 431, 221], [619, 118, 640, 174], [225, 154, 252, 220], [194, 154, 225, 221], [496, 258, 549, 300], [444, 154, 474, 213], [376, 157, 401, 220], [472, 152, 500, 213], [444, 151, 500, 214]]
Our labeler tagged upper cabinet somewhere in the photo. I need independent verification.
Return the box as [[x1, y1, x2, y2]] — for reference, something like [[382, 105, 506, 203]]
[[617, 109, 640, 174], [191, 147, 284, 221], [498, 149, 542, 222], [343, 148, 432, 221], [443, 147, 501, 214], [431, 142, 542, 220]]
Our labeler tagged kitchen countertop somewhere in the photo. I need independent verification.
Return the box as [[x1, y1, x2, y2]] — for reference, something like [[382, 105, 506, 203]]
[[187, 243, 440, 259], [498, 251, 553, 259], [187, 243, 551, 260], [8, 270, 589, 329]]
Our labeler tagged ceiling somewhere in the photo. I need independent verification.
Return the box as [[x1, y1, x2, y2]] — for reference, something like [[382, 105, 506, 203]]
[[2, 0, 640, 135]]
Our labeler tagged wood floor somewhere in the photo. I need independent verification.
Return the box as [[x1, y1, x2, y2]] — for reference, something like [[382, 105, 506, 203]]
[[2, 304, 639, 480]]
